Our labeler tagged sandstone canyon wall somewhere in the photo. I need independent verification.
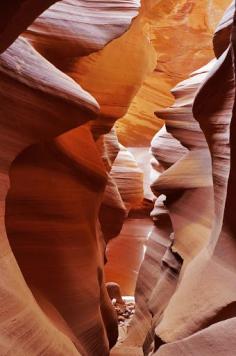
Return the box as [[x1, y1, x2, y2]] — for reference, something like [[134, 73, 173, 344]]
[[113, 2, 236, 355], [117, 0, 232, 146], [0, 1, 144, 355], [0, 1, 235, 356]]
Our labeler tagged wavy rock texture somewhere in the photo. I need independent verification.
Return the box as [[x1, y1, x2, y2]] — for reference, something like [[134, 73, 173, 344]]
[[105, 217, 152, 297], [0, 1, 58, 53], [104, 144, 144, 291], [91, 1, 232, 309], [114, 2, 236, 356], [0, 1, 144, 355], [25, 0, 140, 58], [0, 38, 99, 356], [110, 145, 144, 211], [154, 5, 235, 350], [99, 136, 145, 246], [117, 0, 232, 146], [99, 130, 128, 243], [0, 1, 235, 356], [59, 2, 157, 137], [7, 126, 120, 356]]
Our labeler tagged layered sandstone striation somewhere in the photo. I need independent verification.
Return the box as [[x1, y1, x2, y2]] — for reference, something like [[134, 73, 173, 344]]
[[114, 2, 236, 356], [0, 1, 144, 355], [0, 0, 235, 356], [117, 0, 232, 146]]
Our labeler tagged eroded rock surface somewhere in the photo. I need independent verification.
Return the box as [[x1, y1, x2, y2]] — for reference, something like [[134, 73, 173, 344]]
[[0, 1, 235, 355], [0, 1, 143, 355], [116, 2, 236, 356], [117, 0, 232, 146]]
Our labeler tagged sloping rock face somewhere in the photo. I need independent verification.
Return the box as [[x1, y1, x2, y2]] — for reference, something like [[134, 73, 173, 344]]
[[116, 2, 236, 355], [117, 0, 231, 146], [0, 1, 145, 355], [0, 1, 235, 356], [0, 1, 58, 53]]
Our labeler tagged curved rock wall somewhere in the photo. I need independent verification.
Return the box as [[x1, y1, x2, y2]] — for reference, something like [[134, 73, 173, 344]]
[[117, 2, 236, 356], [117, 0, 232, 146], [0, 1, 145, 355], [0, 1, 234, 355]]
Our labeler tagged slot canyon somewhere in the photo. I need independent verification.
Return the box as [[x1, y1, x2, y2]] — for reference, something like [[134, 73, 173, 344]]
[[0, 0, 236, 355]]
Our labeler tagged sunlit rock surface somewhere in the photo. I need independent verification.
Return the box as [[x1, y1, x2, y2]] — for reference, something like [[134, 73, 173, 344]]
[[113, 2, 236, 356], [105, 218, 152, 296], [0, 0, 235, 355], [24, 0, 141, 59], [117, 0, 232, 146]]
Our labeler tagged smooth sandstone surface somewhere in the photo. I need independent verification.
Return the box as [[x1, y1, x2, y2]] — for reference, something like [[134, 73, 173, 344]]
[[0, 1, 142, 355], [25, 0, 140, 58], [117, 0, 232, 146], [0, 1, 58, 53], [0, 0, 235, 355], [116, 2, 236, 356]]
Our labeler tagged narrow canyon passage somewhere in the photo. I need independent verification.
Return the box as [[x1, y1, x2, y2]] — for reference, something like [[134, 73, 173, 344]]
[[105, 146, 154, 296], [105, 217, 153, 296], [0, 1, 236, 356]]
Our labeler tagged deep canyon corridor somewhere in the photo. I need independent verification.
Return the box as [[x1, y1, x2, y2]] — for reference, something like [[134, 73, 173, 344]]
[[0, 1, 236, 355]]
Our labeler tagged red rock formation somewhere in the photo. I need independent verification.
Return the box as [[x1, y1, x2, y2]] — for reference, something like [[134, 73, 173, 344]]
[[117, 0, 232, 147], [0, 1, 235, 355], [105, 217, 152, 297], [0, 1, 143, 355], [0, 1, 58, 53], [0, 39, 99, 356], [24, 0, 140, 59], [154, 5, 235, 349], [114, 2, 236, 355]]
